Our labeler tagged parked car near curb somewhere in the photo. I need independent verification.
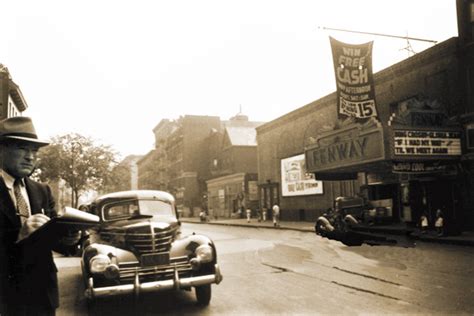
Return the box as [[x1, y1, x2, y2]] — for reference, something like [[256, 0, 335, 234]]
[[315, 196, 368, 246], [80, 190, 223, 309], [315, 196, 391, 246]]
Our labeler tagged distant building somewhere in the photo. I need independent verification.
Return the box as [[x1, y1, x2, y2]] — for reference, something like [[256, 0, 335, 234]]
[[137, 149, 160, 190], [206, 113, 264, 218], [0, 64, 28, 119], [137, 113, 264, 218], [164, 115, 221, 216], [119, 155, 142, 190]]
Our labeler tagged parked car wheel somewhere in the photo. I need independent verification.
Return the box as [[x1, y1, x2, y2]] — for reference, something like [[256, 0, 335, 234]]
[[195, 284, 211, 306], [315, 221, 327, 237]]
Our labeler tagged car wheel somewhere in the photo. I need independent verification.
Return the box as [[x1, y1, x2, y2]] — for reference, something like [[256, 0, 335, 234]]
[[195, 284, 211, 306], [315, 221, 326, 237]]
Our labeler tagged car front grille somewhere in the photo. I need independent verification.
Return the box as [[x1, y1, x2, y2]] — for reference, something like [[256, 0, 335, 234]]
[[118, 255, 192, 283], [126, 225, 178, 255]]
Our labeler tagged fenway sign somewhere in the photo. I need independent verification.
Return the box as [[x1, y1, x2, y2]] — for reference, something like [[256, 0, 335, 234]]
[[305, 126, 384, 172]]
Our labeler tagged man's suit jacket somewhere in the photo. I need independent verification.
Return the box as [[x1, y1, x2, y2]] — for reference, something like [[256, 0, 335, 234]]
[[0, 177, 60, 314]]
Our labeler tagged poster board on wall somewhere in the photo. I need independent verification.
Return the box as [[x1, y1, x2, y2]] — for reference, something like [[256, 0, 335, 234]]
[[281, 154, 323, 196]]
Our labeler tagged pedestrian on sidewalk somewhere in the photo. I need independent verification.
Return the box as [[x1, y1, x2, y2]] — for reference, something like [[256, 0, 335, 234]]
[[420, 212, 429, 234], [272, 204, 280, 227], [256, 207, 261, 222], [435, 208, 444, 237], [199, 210, 207, 222], [262, 207, 267, 221], [246, 207, 251, 223]]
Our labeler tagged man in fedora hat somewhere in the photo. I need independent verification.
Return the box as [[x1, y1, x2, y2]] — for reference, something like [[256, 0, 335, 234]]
[[0, 116, 79, 315]]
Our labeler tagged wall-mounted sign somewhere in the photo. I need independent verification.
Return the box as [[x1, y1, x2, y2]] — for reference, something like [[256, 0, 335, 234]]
[[218, 189, 225, 199], [393, 130, 461, 156], [305, 126, 385, 172], [281, 154, 323, 196], [392, 161, 448, 173], [329, 37, 378, 120], [248, 181, 258, 201]]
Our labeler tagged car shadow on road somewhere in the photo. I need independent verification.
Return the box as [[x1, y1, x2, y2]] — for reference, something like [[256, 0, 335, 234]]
[[324, 231, 416, 248]]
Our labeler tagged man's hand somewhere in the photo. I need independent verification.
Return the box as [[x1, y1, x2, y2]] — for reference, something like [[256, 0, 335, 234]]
[[18, 213, 50, 240]]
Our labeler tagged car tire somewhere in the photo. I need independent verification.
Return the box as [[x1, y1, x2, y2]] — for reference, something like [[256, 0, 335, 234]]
[[315, 221, 326, 237], [195, 284, 211, 306]]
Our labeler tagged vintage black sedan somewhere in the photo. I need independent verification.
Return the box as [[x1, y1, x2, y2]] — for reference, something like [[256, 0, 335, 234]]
[[80, 190, 223, 307]]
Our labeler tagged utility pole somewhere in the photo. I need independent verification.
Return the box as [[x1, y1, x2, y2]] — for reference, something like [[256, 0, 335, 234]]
[[319, 26, 437, 56]]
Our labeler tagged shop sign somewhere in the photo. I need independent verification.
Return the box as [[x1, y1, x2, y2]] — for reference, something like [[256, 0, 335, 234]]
[[305, 126, 384, 172], [393, 130, 461, 156], [329, 37, 378, 120], [218, 189, 225, 200], [248, 181, 259, 201], [392, 161, 448, 173], [281, 154, 323, 196]]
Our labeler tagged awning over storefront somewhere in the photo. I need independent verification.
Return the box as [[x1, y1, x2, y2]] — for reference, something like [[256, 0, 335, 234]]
[[314, 172, 358, 181]]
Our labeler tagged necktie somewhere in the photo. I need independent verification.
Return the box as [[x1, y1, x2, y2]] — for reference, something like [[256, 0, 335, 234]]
[[14, 179, 30, 224]]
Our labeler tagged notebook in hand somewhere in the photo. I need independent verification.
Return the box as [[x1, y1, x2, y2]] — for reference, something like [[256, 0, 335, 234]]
[[16, 207, 100, 246]]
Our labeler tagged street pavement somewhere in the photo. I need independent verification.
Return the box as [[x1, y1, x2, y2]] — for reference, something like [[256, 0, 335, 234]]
[[180, 216, 474, 247]]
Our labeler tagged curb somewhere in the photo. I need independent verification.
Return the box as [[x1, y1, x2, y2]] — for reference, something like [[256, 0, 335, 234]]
[[410, 233, 474, 247], [351, 226, 413, 236], [182, 219, 474, 247], [181, 220, 313, 233]]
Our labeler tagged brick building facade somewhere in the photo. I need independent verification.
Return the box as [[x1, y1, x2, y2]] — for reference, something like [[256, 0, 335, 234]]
[[257, 5, 474, 232], [206, 114, 262, 218]]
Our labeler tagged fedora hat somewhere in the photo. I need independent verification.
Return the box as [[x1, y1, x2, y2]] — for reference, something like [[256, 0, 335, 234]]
[[0, 116, 49, 147]]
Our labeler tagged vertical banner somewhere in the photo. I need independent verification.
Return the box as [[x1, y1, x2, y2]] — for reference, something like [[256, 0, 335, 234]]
[[330, 37, 378, 120]]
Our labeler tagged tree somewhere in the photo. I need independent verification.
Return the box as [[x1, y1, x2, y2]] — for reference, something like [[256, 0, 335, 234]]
[[36, 133, 118, 208], [102, 163, 131, 193]]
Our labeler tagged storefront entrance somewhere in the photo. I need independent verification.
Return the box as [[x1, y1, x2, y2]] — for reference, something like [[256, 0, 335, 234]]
[[402, 177, 461, 232], [259, 183, 279, 219]]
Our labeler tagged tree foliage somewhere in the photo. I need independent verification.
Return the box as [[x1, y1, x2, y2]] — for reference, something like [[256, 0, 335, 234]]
[[36, 133, 118, 208], [102, 163, 131, 193]]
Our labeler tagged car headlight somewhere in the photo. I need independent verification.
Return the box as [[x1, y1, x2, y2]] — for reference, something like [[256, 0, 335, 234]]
[[195, 244, 213, 263], [90, 254, 111, 273]]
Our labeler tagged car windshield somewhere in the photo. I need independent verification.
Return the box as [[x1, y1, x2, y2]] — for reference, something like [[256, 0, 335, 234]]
[[103, 199, 174, 221]]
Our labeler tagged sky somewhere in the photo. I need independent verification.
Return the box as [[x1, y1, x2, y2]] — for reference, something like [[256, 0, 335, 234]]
[[1, 1, 458, 159]]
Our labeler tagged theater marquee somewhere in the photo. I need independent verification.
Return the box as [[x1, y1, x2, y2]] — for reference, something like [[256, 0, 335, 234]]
[[393, 130, 461, 157], [305, 125, 385, 173]]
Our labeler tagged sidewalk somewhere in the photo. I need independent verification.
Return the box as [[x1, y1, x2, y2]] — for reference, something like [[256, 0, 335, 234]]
[[180, 216, 474, 247]]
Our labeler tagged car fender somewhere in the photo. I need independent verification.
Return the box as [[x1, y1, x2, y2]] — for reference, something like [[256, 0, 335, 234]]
[[344, 214, 359, 226], [316, 216, 335, 232], [171, 234, 217, 262], [82, 243, 137, 271]]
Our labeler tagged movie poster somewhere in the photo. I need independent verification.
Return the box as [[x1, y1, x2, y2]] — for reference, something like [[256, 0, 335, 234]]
[[281, 154, 323, 196]]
